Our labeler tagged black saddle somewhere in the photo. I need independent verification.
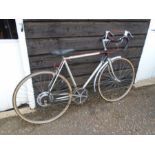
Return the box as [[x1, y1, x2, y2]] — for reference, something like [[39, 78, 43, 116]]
[[51, 49, 75, 56]]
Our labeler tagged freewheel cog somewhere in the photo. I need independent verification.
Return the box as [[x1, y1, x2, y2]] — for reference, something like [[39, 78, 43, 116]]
[[37, 91, 53, 107]]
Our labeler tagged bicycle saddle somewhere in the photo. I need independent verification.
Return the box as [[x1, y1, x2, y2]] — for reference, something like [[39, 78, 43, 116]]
[[51, 49, 75, 56]]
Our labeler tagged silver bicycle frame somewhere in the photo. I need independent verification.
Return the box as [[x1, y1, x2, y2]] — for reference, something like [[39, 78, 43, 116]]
[[49, 51, 122, 92]]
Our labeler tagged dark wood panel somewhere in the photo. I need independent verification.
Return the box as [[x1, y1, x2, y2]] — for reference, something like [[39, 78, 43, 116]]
[[24, 20, 149, 88], [26, 35, 146, 56], [24, 21, 150, 39]]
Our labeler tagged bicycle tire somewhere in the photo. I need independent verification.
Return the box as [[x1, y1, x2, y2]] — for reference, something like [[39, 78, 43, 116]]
[[98, 57, 135, 102], [13, 71, 72, 124]]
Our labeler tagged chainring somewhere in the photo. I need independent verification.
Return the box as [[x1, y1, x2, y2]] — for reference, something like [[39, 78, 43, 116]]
[[72, 88, 88, 105]]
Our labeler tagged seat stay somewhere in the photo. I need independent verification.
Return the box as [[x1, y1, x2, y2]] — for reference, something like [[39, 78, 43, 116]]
[[49, 60, 65, 92]]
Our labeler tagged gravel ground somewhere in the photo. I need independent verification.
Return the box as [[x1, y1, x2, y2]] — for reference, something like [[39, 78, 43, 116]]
[[0, 85, 155, 135]]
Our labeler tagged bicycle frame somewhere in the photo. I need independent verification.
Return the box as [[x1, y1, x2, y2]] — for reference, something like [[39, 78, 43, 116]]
[[49, 51, 122, 92]]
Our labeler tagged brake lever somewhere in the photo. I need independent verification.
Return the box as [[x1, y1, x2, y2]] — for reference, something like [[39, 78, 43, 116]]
[[118, 31, 133, 50]]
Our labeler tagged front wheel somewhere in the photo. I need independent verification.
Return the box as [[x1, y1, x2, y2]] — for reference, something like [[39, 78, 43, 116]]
[[98, 57, 135, 102], [13, 71, 72, 124]]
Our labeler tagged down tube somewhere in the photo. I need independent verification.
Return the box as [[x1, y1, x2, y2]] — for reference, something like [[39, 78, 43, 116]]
[[82, 61, 103, 89]]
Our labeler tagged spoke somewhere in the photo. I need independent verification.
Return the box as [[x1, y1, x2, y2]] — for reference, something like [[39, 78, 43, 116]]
[[80, 96, 82, 104], [72, 94, 80, 97], [81, 95, 88, 98]]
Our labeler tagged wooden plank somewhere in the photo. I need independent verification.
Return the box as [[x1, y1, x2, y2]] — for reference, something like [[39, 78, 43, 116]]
[[24, 21, 150, 39], [24, 19, 150, 22], [70, 72, 138, 88], [26, 35, 146, 56], [29, 47, 143, 70], [31, 57, 139, 71], [31, 57, 140, 78], [68, 66, 138, 87], [32, 69, 138, 89]]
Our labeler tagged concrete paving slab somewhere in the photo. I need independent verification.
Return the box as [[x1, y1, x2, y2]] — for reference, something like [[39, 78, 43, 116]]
[[0, 85, 155, 135]]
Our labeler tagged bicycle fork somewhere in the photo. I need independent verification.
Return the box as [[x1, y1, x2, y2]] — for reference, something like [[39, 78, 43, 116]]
[[107, 58, 121, 83]]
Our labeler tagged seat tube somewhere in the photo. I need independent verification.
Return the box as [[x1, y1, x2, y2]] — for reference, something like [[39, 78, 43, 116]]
[[64, 60, 77, 87]]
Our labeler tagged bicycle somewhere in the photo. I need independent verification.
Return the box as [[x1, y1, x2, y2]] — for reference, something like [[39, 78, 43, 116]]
[[13, 30, 135, 124]]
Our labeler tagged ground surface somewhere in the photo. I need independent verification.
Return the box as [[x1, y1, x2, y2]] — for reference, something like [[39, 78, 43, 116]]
[[0, 85, 155, 135]]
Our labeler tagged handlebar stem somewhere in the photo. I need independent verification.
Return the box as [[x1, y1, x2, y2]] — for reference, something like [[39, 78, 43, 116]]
[[105, 31, 114, 39]]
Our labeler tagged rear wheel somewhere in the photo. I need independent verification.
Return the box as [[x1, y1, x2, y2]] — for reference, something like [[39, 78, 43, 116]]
[[98, 58, 135, 102], [13, 71, 72, 124]]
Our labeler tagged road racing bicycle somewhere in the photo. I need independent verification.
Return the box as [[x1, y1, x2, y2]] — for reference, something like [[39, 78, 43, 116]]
[[13, 30, 135, 124]]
